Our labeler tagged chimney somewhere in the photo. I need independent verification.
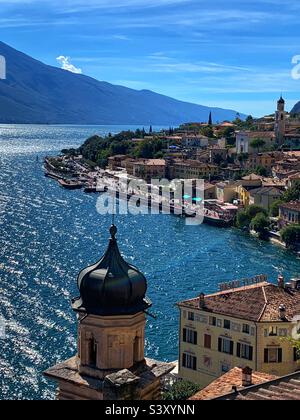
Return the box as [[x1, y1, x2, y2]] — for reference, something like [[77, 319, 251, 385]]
[[279, 304, 287, 320], [242, 367, 253, 388], [199, 293, 206, 309], [278, 274, 285, 289]]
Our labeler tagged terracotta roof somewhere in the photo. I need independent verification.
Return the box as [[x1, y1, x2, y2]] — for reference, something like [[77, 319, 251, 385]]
[[279, 201, 300, 212], [217, 371, 300, 401], [178, 282, 300, 322], [190, 368, 277, 400], [242, 173, 263, 181]]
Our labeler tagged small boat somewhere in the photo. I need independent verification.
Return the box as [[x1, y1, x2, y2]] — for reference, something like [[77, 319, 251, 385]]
[[58, 179, 83, 190]]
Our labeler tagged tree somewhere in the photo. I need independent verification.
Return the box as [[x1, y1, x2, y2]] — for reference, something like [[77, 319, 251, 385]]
[[246, 204, 268, 220], [255, 166, 268, 177], [282, 184, 300, 202], [270, 199, 283, 217], [281, 225, 300, 250], [162, 381, 201, 401], [251, 213, 270, 239], [250, 138, 266, 153], [236, 210, 251, 230], [149, 125, 153, 134], [208, 111, 213, 126]]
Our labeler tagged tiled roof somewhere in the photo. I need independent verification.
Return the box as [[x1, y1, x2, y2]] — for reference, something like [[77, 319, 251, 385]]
[[190, 368, 277, 401], [249, 186, 283, 197], [217, 372, 300, 401], [178, 282, 300, 322], [279, 201, 300, 212], [242, 173, 263, 181]]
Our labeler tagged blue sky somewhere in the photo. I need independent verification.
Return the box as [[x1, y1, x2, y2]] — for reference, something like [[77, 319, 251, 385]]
[[0, 0, 300, 116]]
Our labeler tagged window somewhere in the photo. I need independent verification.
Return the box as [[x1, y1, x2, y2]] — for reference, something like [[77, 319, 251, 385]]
[[89, 337, 97, 367], [269, 327, 278, 337], [209, 316, 217, 327], [182, 353, 197, 371], [188, 312, 195, 321], [237, 343, 253, 361], [204, 334, 212, 349], [217, 319, 222, 328], [242, 324, 250, 335], [183, 328, 197, 345], [264, 348, 283, 364], [218, 338, 234, 355], [294, 348, 300, 362], [279, 329, 288, 337], [224, 320, 231, 330]]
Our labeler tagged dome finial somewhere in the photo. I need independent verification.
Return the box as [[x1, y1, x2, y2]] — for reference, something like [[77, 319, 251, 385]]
[[110, 224, 117, 239]]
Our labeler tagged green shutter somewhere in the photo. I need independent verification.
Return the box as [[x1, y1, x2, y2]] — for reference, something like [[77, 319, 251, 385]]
[[278, 348, 283, 363], [249, 346, 253, 361], [237, 343, 241, 358], [183, 328, 187, 343], [218, 338, 222, 352], [230, 341, 234, 355], [264, 349, 269, 363]]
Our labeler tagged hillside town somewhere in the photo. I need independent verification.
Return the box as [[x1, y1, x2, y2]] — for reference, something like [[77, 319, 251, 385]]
[[46, 97, 300, 250]]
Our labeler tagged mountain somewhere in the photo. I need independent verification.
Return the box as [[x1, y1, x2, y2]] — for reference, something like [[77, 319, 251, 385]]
[[291, 102, 300, 115], [0, 41, 245, 125]]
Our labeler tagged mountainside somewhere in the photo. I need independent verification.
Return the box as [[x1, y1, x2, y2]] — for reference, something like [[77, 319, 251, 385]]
[[0, 42, 245, 125], [291, 101, 300, 115]]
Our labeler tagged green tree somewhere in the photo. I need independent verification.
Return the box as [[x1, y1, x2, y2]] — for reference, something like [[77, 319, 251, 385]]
[[270, 200, 283, 217], [246, 204, 268, 220], [250, 138, 266, 153], [282, 184, 300, 202], [208, 111, 213, 126], [251, 213, 270, 239], [163, 381, 201, 401], [281, 225, 300, 250], [255, 166, 268, 177], [236, 210, 251, 230]]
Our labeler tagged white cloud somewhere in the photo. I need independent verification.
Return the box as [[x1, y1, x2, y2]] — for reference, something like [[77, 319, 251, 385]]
[[56, 55, 82, 74]]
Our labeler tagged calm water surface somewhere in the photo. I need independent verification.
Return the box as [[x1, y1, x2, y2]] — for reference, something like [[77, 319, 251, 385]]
[[0, 124, 300, 400]]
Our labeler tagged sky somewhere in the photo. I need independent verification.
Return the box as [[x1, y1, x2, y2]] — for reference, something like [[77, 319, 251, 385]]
[[0, 0, 300, 116]]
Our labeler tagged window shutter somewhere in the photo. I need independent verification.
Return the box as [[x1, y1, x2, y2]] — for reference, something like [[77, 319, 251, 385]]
[[218, 338, 222, 352], [249, 346, 253, 361], [182, 353, 186, 368], [230, 341, 234, 355], [237, 343, 241, 358], [264, 349, 269, 363], [194, 331, 198, 345], [294, 348, 298, 362], [278, 348, 283, 363], [183, 329, 187, 343]]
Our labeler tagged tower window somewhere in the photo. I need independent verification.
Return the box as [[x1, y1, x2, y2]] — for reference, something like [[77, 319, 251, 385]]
[[89, 337, 97, 367]]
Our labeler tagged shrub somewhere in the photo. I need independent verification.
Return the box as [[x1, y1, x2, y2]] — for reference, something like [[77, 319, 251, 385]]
[[281, 225, 300, 250], [163, 381, 201, 401]]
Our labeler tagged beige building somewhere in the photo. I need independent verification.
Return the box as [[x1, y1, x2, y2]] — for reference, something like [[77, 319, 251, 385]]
[[216, 181, 238, 203], [279, 201, 300, 226], [169, 159, 219, 180], [133, 159, 166, 182], [45, 225, 174, 400], [177, 276, 300, 390]]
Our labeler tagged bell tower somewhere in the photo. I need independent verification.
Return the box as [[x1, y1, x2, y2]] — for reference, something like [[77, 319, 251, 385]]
[[44, 225, 174, 400], [275, 96, 286, 145]]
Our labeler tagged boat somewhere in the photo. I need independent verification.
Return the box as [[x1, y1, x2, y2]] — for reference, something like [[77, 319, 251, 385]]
[[57, 179, 83, 190]]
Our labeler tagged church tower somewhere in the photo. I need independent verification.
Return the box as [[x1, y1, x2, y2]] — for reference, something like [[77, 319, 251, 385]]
[[275, 96, 286, 144], [45, 225, 174, 400]]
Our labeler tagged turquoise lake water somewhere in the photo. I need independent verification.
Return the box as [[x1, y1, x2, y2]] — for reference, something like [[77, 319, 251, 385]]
[[0, 124, 300, 400]]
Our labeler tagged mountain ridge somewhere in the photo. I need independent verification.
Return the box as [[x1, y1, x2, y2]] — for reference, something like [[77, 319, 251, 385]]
[[0, 41, 246, 125]]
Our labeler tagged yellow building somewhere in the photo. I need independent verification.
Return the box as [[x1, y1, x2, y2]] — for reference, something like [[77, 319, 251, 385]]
[[169, 159, 219, 180], [177, 276, 300, 390]]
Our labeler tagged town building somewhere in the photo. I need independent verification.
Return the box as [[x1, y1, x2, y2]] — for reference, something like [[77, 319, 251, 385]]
[[168, 159, 219, 180], [177, 275, 300, 390], [182, 135, 209, 149], [44, 225, 174, 400], [108, 155, 129, 171], [249, 186, 283, 212], [216, 181, 238, 203], [245, 152, 281, 173], [133, 159, 166, 182], [279, 201, 300, 226]]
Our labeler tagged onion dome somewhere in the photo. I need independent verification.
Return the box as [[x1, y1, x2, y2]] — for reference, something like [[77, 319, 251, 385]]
[[278, 95, 285, 104], [72, 225, 152, 316]]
